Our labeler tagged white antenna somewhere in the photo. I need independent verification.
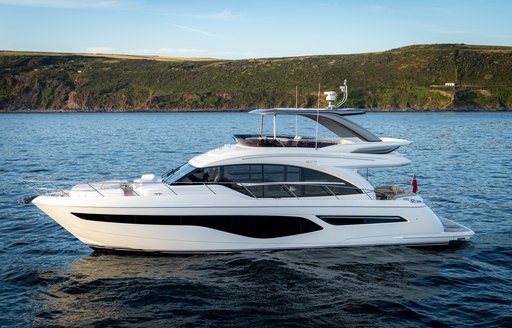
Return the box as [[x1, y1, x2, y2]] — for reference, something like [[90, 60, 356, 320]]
[[315, 83, 320, 150], [295, 85, 298, 108], [295, 86, 299, 138], [334, 79, 348, 108], [317, 83, 321, 109], [259, 114, 264, 137], [273, 113, 276, 140]]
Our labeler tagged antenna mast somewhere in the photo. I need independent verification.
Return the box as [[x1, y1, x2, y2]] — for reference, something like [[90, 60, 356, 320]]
[[315, 83, 320, 149], [295, 86, 299, 138], [334, 79, 348, 108]]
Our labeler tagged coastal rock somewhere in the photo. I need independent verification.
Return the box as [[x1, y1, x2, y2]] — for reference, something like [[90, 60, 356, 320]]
[[66, 91, 80, 110]]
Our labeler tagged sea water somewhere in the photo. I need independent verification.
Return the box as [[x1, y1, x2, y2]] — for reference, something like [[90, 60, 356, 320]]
[[0, 112, 511, 327]]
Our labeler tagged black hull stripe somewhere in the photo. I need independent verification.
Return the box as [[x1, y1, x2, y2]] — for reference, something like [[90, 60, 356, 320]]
[[71, 213, 323, 239]]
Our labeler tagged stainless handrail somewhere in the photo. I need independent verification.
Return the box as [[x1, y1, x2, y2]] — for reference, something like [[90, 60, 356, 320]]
[[237, 181, 347, 187], [202, 182, 217, 195], [235, 181, 369, 199], [23, 179, 382, 200], [162, 183, 178, 195], [87, 183, 104, 197], [235, 183, 257, 198]]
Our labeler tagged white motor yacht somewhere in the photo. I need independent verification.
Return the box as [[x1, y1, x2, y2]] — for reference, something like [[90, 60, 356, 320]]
[[32, 84, 474, 253]]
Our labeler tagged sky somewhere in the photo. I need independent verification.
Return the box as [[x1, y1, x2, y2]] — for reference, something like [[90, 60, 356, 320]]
[[1, 0, 511, 59]]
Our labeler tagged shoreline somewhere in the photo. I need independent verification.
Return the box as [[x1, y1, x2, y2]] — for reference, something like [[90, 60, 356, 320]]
[[1, 108, 510, 113], [2, 44, 511, 113]]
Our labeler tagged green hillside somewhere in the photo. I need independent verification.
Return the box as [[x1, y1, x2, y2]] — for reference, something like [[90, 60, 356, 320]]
[[1, 44, 512, 111]]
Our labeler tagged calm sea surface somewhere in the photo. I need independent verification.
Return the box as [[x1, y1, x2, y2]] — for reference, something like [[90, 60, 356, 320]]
[[0, 112, 511, 327]]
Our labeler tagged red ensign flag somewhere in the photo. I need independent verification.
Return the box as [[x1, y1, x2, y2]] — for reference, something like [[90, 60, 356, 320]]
[[412, 175, 418, 193]]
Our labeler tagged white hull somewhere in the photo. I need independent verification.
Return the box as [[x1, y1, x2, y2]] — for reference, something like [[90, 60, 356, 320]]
[[33, 189, 473, 253]]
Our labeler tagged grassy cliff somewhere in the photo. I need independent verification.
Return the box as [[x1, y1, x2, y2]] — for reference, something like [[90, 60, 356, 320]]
[[1, 44, 511, 111]]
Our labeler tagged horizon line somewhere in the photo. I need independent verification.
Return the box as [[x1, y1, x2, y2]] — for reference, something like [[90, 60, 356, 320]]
[[1, 43, 512, 61]]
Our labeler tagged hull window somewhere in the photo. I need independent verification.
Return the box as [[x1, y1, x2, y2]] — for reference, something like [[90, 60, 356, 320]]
[[71, 213, 323, 239], [318, 216, 407, 225]]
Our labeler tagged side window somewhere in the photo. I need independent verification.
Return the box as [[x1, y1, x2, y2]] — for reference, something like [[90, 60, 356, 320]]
[[299, 167, 359, 196], [175, 167, 228, 184], [258, 165, 289, 197], [263, 165, 285, 182], [174, 168, 207, 184], [286, 166, 301, 182], [223, 165, 262, 183], [302, 168, 332, 181], [175, 164, 360, 197], [219, 165, 264, 196]]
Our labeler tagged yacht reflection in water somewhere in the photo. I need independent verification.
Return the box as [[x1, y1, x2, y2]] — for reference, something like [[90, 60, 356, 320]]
[[32, 246, 455, 326]]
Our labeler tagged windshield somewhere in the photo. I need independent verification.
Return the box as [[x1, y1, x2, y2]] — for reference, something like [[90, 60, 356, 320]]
[[162, 163, 196, 183]]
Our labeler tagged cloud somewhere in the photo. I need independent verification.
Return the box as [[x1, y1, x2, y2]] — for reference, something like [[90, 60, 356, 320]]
[[177, 9, 242, 21], [86, 47, 114, 53], [0, 0, 123, 8], [118, 48, 268, 59], [119, 48, 209, 56], [87, 47, 208, 58], [208, 50, 267, 58], [167, 23, 221, 38], [155, 48, 207, 55]]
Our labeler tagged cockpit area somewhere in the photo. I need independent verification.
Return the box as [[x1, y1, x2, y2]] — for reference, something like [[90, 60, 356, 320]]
[[235, 108, 378, 147], [233, 108, 408, 154]]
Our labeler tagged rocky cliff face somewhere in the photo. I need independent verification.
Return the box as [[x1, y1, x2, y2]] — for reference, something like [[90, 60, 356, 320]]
[[1, 44, 511, 111]]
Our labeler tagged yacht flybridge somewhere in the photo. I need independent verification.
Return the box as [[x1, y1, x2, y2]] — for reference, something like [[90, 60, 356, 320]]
[[32, 82, 473, 253]]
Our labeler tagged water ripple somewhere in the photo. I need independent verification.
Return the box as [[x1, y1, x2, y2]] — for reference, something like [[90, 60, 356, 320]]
[[1, 112, 511, 327]]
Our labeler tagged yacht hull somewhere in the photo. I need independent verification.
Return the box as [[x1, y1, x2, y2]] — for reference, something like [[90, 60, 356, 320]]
[[30, 107, 475, 253], [33, 195, 473, 253]]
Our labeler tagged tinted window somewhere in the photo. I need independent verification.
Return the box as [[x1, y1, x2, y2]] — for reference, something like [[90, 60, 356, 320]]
[[175, 167, 209, 184], [223, 164, 262, 182], [318, 216, 407, 225], [172, 164, 360, 197], [162, 163, 196, 183]]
